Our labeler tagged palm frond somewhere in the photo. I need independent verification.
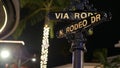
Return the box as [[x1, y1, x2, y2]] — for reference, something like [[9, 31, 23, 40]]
[[13, 0, 71, 39], [21, 7, 45, 25], [20, 0, 44, 8], [12, 21, 26, 39], [93, 48, 108, 64]]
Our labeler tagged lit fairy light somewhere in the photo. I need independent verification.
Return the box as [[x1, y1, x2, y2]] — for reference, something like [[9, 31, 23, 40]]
[[40, 25, 50, 68]]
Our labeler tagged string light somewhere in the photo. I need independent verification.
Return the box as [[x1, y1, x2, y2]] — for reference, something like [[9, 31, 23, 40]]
[[40, 25, 49, 68]]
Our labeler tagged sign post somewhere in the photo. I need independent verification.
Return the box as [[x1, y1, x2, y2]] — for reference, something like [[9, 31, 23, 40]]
[[69, 32, 87, 68], [48, 0, 112, 68]]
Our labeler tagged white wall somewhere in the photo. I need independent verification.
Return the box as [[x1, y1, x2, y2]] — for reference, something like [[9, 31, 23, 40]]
[[54, 63, 102, 68]]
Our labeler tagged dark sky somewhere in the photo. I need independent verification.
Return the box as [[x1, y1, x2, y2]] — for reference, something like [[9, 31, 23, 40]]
[[9, 0, 120, 68]]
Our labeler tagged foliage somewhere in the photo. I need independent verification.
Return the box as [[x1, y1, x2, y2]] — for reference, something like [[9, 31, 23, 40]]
[[93, 48, 120, 68], [12, 0, 70, 39]]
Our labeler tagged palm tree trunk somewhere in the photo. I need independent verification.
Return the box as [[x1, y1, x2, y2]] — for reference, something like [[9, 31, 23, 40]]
[[40, 5, 50, 68]]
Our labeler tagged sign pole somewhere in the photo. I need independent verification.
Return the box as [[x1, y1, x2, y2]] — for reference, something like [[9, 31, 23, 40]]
[[68, 32, 87, 68], [72, 42, 84, 68]]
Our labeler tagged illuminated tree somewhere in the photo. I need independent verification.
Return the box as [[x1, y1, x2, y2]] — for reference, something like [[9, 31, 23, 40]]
[[12, 0, 70, 68]]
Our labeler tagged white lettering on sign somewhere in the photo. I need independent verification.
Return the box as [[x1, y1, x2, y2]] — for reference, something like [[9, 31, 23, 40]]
[[54, 12, 97, 20], [55, 13, 69, 19]]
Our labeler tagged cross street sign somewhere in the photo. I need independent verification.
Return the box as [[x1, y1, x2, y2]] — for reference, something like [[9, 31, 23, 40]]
[[48, 0, 112, 68], [48, 0, 112, 39], [55, 12, 111, 38]]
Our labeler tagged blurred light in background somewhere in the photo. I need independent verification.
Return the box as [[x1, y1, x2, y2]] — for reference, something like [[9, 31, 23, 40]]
[[0, 49, 10, 59]]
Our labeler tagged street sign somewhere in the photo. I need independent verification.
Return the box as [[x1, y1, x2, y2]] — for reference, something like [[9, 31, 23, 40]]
[[48, 0, 112, 68], [56, 12, 111, 38], [49, 0, 112, 68], [48, 11, 109, 21]]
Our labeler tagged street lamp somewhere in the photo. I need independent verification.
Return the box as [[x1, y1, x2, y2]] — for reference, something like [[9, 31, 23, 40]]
[[0, 49, 10, 59]]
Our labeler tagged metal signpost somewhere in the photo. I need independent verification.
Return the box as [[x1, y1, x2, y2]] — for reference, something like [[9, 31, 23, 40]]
[[49, 0, 112, 68]]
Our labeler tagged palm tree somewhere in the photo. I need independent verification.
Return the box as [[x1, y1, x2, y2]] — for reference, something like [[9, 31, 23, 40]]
[[12, 0, 70, 68], [12, 0, 70, 39]]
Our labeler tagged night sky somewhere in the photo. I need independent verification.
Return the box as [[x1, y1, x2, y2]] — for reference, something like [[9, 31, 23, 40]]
[[8, 0, 120, 68]]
